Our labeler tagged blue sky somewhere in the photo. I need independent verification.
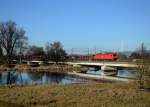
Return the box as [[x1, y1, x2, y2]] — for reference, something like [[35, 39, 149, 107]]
[[0, 0, 150, 52]]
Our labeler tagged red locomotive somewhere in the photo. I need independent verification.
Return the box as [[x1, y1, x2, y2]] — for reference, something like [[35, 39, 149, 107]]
[[92, 53, 117, 61], [68, 53, 117, 61]]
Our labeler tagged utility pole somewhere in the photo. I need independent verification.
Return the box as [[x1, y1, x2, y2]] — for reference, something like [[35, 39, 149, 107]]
[[120, 40, 125, 60], [94, 46, 97, 54], [71, 48, 74, 61], [88, 48, 90, 61], [71, 48, 74, 55], [121, 40, 124, 53]]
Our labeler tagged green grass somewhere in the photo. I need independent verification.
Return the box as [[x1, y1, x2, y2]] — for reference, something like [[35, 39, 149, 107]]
[[0, 82, 150, 107]]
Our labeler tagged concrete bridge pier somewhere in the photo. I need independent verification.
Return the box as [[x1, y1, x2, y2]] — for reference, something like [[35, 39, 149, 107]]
[[101, 65, 117, 71], [101, 65, 117, 76]]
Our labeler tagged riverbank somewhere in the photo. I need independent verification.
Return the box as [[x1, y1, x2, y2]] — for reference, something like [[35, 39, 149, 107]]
[[0, 82, 150, 107], [0, 64, 90, 72]]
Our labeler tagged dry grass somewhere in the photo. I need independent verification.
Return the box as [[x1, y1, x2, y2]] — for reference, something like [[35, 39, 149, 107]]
[[0, 82, 150, 107], [0, 65, 12, 71], [0, 64, 88, 72]]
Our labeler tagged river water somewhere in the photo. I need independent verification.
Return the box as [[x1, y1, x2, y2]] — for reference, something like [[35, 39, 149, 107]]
[[0, 70, 138, 85], [0, 72, 94, 85]]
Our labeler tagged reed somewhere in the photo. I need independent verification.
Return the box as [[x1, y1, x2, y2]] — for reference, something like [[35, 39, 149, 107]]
[[0, 64, 90, 72]]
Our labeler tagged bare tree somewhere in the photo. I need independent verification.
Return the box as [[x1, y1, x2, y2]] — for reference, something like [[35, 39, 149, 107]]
[[27, 45, 45, 60], [16, 35, 28, 63], [0, 44, 3, 64], [130, 43, 149, 61], [136, 43, 150, 89], [139, 43, 147, 60], [137, 60, 150, 89], [0, 20, 28, 64], [45, 41, 66, 63], [117, 52, 127, 61]]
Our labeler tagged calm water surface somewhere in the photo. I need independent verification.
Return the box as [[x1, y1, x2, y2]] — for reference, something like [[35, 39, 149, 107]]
[[0, 70, 138, 85], [86, 69, 138, 79], [0, 72, 94, 85]]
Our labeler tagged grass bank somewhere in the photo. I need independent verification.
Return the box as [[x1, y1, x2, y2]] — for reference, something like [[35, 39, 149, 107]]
[[0, 82, 150, 107], [0, 64, 90, 72]]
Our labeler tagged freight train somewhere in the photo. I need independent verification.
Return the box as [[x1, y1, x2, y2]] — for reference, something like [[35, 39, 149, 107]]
[[68, 53, 117, 61]]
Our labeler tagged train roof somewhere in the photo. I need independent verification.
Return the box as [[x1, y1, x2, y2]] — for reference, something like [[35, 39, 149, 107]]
[[95, 52, 116, 54]]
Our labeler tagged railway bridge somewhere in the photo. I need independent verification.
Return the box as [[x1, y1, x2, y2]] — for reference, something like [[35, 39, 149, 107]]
[[67, 61, 138, 75], [22, 60, 137, 70]]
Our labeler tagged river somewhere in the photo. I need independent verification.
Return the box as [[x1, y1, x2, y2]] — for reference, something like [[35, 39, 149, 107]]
[[0, 69, 138, 85]]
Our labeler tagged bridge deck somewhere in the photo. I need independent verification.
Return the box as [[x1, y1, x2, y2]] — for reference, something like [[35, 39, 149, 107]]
[[67, 61, 137, 68]]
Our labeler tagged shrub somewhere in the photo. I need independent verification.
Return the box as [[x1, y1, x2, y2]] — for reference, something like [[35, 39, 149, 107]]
[[137, 60, 150, 90]]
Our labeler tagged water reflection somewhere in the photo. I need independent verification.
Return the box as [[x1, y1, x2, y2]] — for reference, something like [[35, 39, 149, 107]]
[[117, 70, 138, 79], [86, 69, 138, 79], [0, 71, 93, 85]]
